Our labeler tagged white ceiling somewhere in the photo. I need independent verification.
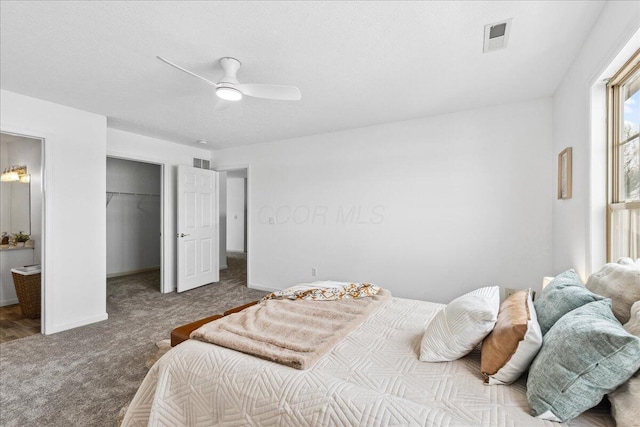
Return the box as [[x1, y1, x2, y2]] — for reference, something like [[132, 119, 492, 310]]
[[0, 1, 604, 150]]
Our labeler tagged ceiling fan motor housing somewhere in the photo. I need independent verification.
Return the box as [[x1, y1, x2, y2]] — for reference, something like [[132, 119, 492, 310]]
[[218, 57, 241, 85]]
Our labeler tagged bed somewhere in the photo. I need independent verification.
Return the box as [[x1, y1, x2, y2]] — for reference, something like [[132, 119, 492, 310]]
[[121, 296, 614, 426]]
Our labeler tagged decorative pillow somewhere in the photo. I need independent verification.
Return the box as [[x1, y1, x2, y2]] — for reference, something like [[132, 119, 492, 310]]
[[585, 261, 640, 324], [420, 286, 499, 362], [623, 300, 640, 336], [534, 269, 604, 335], [481, 289, 542, 385], [618, 257, 640, 268], [526, 299, 640, 422], [608, 301, 640, 427]]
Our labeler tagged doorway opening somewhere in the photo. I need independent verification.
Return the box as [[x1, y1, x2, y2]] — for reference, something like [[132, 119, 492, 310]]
[[106, 157, 163, 293], [219, 167, 249, 286], [0, 131, 44, 343]]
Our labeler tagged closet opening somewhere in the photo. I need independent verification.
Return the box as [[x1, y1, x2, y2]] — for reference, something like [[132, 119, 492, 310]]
[[106, 157, 164, 293]]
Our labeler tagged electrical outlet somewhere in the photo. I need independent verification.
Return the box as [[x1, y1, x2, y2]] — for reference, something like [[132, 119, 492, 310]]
[[311, 268, 317, 277]]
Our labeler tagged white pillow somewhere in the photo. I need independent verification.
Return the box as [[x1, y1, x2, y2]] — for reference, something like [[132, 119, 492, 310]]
[[420, 286, 500, 362], [617, 257, 640, 269]]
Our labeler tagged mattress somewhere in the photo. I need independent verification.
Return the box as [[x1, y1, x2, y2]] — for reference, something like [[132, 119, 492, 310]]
[[122, 297, 614, 426]]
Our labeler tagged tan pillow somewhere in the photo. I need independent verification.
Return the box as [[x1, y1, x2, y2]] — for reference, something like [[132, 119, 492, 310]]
[[585, 262, 640, 324], [609, 301, 640, 427], [481, 289, 542, 385]]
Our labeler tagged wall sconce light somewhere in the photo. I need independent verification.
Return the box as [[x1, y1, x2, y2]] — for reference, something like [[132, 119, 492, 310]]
[[0, 165, 29, 183]]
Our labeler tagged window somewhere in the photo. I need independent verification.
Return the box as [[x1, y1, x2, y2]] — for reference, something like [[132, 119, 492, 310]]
[[608, 49, 640, 261]]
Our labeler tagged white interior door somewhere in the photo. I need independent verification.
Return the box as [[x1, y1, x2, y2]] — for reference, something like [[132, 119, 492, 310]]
[[177, 165, 219, 292]]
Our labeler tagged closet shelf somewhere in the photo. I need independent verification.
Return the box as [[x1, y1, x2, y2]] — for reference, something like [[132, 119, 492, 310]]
[[106, 191, 160, 207]]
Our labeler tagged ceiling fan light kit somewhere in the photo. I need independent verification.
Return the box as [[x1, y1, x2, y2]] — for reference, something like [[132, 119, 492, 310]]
[[216, 86, 243, 101]]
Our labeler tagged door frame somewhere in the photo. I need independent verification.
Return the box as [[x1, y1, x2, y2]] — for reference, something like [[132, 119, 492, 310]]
[[106, 153, 166, 293], [0, 127, 48, 334], [215, 164, 251, 287]]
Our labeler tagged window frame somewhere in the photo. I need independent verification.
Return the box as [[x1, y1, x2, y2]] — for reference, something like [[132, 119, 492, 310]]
[[606, 48, 640, 261]]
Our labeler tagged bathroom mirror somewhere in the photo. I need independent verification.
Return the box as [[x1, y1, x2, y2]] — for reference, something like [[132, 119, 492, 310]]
[[0, 179, 30, 235]]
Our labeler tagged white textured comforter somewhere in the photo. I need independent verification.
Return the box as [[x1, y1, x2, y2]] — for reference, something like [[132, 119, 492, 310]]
[[122, 298, 614, 426]]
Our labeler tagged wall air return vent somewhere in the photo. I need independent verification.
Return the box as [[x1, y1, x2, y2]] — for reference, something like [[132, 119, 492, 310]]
[[193, 158, 211, 169], [483, 19, 512, 53]]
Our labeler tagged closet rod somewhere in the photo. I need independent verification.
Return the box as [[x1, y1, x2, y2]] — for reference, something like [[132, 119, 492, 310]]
[[106, 192, 160, 207], [106, 191, 160, 197]]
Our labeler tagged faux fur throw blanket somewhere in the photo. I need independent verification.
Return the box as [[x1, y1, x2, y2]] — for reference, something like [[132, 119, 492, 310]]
[[261, 281, 381, 302], [191, 287, 391, 369]]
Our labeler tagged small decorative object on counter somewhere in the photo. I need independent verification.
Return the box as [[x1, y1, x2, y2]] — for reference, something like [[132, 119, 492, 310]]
[[25, 239, 34, 248], [14, 231, 30, 247], [1, 232, 8, 247]]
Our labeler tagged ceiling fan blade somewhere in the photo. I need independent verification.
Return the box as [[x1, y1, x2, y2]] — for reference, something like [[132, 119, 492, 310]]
[[214, 99, 230, 111], [156, 56, 219, 88], [236, 84, 301, 101]]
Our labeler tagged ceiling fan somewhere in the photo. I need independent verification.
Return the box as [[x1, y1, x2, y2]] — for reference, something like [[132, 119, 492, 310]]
[[157, 56, 301, 110]]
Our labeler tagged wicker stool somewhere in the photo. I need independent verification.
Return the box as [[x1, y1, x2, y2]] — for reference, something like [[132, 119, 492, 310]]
[[11, 268, 41, 319]]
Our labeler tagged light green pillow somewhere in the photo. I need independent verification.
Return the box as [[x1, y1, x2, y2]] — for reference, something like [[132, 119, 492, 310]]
[[527, 299, 640, 422], [534, 269, 604, 335]]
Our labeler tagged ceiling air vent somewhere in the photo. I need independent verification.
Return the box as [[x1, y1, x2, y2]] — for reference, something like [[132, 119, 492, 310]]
[[483, 19, 512, 53]]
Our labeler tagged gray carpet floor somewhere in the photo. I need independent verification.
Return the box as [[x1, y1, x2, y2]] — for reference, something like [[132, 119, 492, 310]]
[[0, 253, 265, 427]]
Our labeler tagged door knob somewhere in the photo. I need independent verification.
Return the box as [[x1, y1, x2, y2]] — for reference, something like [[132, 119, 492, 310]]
[[177, 233, 190, 238]]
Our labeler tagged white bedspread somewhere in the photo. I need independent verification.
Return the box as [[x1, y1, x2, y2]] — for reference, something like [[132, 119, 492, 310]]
[[122, 298, 614, 426]]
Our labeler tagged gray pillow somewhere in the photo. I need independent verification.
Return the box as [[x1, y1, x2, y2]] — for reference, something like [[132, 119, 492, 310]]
[[527, 299, 640, 422], [534, 269, 604, 335]]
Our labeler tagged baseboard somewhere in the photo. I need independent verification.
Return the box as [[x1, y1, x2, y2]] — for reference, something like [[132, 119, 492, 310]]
[[220, 265, 228, 270], [247, 283, 281, 293], [107, 267, 160, 278], [0, 298, 19, 307], [47, 313, 108, 335]]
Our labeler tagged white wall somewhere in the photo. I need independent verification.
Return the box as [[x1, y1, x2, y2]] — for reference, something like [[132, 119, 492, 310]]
[[106, 127, 212, 292], [227, 177, 246, 252], [1, 89, 107, 334], [106, 158, 161, 276], [552, 1, 640, 280], [214, 98, 553, 303]]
